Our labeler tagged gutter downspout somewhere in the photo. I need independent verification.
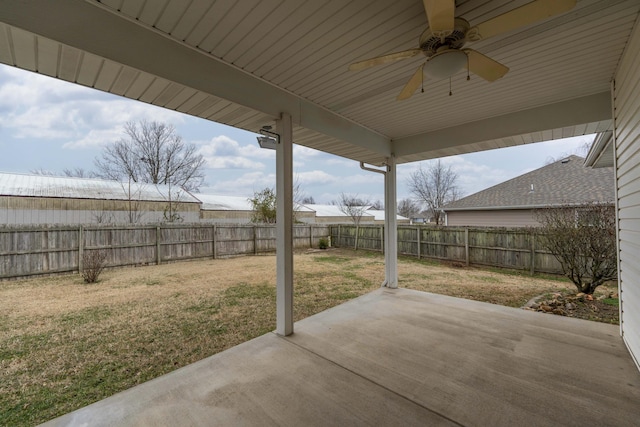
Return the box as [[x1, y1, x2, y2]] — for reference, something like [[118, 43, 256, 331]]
[[360, 161, 398, 288]]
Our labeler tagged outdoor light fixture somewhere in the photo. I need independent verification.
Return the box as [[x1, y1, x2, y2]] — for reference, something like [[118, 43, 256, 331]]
[[256, 125, 279, 150]]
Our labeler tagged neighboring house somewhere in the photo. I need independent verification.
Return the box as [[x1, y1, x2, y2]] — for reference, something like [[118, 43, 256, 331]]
[[0, 172, 201, 225], [442, 156, 615, 227], [303, 204, 376, 224], [367, 209, 410, 225], [199, 194, 315, 224]]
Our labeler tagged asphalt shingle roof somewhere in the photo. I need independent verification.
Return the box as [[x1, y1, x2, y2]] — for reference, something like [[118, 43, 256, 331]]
[[443, 156, 614, 211]]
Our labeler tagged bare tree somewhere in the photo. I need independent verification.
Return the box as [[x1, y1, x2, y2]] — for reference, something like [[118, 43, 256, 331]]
[[31, 167, 96, 178], [398, 198, 421, 219], [30, 168, 57, 176], [63, 167, 95, 178], [335, 193, 370, 226], [300, 196, 315, 204], [370, 199, 384, 210], [121, 179, 145, 224], [535, 203, 617, 294], [162, 181, 186, 223], [408, 160, 459, 225], [544, 143, 591, 165], [94, 120, 206, 192], [92, 210, 114, 224]]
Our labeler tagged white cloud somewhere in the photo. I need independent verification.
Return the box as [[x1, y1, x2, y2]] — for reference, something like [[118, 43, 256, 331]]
[[63, 128, 123, 149], [197, 135, 274, 170], [0, 64, 185, 148], [203, 171, 276, 195], [295, 170, 337, 185]]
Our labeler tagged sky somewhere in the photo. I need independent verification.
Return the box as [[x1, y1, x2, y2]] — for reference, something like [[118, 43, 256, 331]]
[[0, 64, 593, 205]]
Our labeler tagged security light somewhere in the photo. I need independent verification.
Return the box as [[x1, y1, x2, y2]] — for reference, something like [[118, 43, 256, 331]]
[[257, 135, 278, 150], [256, 126, 280, 150]]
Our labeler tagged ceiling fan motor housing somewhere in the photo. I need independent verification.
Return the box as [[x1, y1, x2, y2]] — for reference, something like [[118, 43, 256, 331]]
[[419, 18, 470, 57]]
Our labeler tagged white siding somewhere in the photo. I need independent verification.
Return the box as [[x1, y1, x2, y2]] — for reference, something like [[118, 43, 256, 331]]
[[614, 16, 640, 370]]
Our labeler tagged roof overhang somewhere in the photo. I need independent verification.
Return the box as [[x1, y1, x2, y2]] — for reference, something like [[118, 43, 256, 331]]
[[0, 0, 636, 165], [584, 131, 615, 168]]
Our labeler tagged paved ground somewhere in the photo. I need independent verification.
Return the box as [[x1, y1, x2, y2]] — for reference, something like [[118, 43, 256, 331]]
[[42, 288, 640, 426]]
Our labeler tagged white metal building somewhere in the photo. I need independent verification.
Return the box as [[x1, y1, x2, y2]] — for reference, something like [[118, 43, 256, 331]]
[[198, 193, 315, 224], [0, 172, 201, 224]]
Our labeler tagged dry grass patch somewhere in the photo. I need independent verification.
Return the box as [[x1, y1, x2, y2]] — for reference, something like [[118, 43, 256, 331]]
[[0, 248, 607, 426]]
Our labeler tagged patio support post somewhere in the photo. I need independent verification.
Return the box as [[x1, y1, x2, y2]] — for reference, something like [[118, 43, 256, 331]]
[[276, 112, 294, 336], [383, 156, 398, 288]]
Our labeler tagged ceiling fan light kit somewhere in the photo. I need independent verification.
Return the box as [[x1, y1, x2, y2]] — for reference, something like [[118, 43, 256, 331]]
[[348, 0, 577, 100], [424, 49, 467, 80]]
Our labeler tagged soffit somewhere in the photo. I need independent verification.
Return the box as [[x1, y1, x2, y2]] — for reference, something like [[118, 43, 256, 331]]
[[0, 0, 637, 164]]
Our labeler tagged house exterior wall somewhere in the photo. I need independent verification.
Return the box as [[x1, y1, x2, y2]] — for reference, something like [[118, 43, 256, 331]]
[[445, 209, 539, 227], [0, 196, 200, 224], [614, 16, 640, 369]]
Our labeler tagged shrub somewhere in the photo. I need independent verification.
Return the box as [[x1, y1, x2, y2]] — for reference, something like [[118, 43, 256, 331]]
[[535, 203, 617, 294], [82, 250, 108, 283], [318, 237, 329, 250]]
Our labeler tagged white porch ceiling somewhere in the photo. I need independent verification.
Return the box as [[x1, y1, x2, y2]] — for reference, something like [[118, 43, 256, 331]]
[[0, 0, 637, 165]]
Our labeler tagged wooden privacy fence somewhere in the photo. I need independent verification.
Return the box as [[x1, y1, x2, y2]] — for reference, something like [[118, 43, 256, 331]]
[[0, 224, 330, 280], [330, 225, 563, 275]]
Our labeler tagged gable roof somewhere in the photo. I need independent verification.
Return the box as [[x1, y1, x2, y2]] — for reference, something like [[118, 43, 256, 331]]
[[443, 156, 614, 211], [0, 171, 201, 204]]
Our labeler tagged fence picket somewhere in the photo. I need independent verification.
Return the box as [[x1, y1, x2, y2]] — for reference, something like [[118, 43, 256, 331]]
[[0, 223, 331, 280], [330, 225, 562, 274]]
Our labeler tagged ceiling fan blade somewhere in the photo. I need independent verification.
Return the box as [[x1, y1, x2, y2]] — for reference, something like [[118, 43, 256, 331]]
[[397, 63, 425, 101], [464, 49, 509, 82], [349, 49, 423, 71], [423, 0, 455, 37], [468, 0, 576, 41]]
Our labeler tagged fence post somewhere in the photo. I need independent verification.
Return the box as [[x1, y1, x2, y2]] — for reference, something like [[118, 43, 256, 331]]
[[355, 225, 359, 250], [212, 225, 216, 259], [530, 231, 536, 275], [465, 228, 470, 266], [254, 225, 258, 255], [309, 225, 313, 248], [416, 226, 421, 259], [338, 225, 341, 247], [78, 225, 84, 273], [213, 225, 217, 259], [156, 226, 161, 265], [380, 225, 384, 253]]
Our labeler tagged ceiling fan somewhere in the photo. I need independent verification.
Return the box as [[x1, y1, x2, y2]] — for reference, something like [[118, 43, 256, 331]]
[[349, 0, 577, 100]]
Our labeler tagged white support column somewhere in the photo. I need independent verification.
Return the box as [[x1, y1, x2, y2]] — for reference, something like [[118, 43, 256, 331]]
[[276, 113, 294, 336], [383, 156, 398, 288]]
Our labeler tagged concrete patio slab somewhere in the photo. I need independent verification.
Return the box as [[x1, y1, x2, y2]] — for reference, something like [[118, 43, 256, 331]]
[[42, 288, 640, 426]]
